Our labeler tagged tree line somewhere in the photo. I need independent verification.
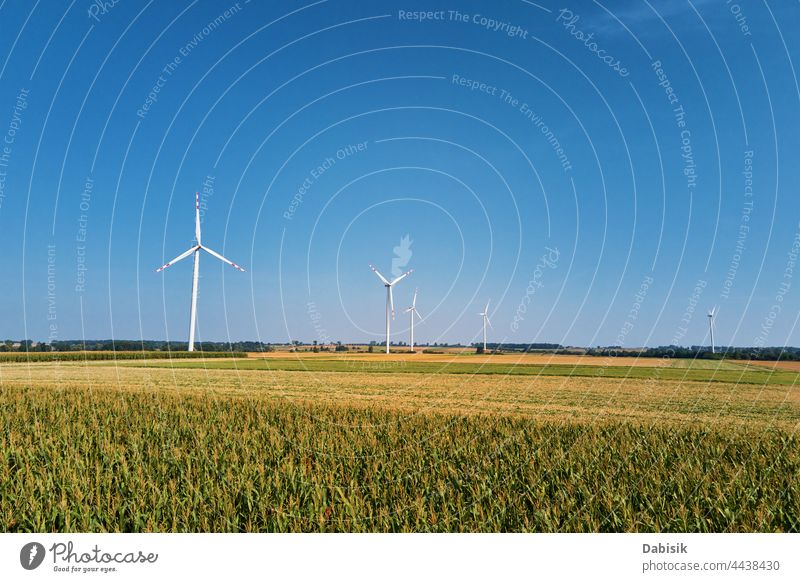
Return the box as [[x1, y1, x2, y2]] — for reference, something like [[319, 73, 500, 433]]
[[584, 345, 800, 361], [0, 340, 274, 353]]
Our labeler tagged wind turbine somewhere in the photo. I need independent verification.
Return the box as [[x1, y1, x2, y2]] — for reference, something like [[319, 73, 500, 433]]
[[404, 288, 422, 352], [156, 193, 245, 352], [478, 299, 492, 352], [707, 306, 717, 354], [369, 265, 412, 354]]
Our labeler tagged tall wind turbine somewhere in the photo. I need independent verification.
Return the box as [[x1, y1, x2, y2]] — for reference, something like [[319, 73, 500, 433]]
[[708, 306, 717, 354], [156, 193, 245, 351], [478, 299, 492, 352], [404, 288, 422, 352], [369, 265, 412, 354]]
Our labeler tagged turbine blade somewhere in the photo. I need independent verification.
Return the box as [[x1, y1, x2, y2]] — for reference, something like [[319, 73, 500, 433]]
[[195, 192, 202, 245], [486, 317, 493, 329], [201, 245, 246, 272], [414, 308, 422, 320], [484, 299, 491, 313], [390, 268, 413, 286], [389, 286, 395, 318], [412, 288, 418, 308], [369, 264, 390, 285], [155, 246, 197, 272]]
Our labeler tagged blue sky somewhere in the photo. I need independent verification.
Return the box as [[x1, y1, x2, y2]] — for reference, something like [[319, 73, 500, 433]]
[[0, 0, 798, 348]]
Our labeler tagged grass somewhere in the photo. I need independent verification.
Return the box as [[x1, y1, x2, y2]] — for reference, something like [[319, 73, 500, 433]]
[[0, 358, 797, 532]]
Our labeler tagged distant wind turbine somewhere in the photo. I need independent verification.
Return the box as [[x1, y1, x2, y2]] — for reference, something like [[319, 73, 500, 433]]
[[156, 193, 245, 352], [479, 299, 492, 352], [369, 264, 412, 354], [404, 288, 422, 352], [708, 306, 717, 354]]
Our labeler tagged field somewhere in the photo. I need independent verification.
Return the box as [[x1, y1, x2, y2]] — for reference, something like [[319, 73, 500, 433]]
[[133, 354, 800, 386], [738, 359, 800, 372], [249, 350, 749, 368], [0, 354, 798, 532]]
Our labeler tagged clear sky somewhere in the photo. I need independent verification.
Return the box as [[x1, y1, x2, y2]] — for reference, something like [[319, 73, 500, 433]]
[[0, 0, 798, 348]]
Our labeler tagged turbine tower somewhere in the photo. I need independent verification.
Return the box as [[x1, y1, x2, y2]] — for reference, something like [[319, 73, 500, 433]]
[[369, 264, 412, 354], [156, 193, 245, 351], [478, 299, 492, 352], [708, 306, 717, 354], [404, 288, 422, 352]]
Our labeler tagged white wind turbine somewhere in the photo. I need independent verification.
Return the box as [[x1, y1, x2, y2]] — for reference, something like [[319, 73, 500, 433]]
[[156, 193, 245, 351], [478, 299, 492, 352], [708, 306, 717, 354], [404, 288, 422, 352], [369, 264, 412, 354]]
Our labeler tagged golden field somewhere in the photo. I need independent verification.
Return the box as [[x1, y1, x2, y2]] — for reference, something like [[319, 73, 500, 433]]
[[1, 357, 797, 532], [1, 360, 797, 429]]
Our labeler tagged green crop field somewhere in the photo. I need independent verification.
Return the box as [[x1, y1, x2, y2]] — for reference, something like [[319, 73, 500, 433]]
[[0, 356, 798, 532], [126, 356, 800, 386]]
